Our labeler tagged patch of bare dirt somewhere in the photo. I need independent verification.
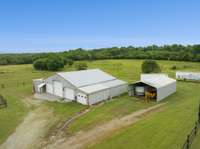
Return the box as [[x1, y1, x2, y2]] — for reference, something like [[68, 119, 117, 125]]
[[0, 106, 57, 149], [44, 103, 167, 149], [22, 96, 43, 108]]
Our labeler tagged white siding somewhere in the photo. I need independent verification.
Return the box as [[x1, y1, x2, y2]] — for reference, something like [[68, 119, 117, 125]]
[[46, 83, 53, 94], [77, 93, 88, 105], [157, 82, 176, 101], [88, 90, 109, 105], [109, 85, 127, 97]]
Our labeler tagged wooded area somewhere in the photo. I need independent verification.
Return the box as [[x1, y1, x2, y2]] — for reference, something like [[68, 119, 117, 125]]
[[1, 44, 200, 65]]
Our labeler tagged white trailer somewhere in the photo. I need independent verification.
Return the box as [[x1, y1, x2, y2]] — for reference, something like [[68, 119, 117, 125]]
[[176, 72, 200, 81]]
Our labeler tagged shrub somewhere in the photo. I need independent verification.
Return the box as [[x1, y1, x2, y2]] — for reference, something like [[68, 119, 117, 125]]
[[183, 65, 191, 69], [171, 65, 177, 70], [0, 94, 7, 108], [141, 60, 161, 73], [75, 62, 88, 70]]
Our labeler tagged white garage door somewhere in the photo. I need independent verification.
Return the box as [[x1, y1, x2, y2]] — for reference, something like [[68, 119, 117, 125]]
[[53, 81, 63, 97], [77, 93, 88, 105], [46, 83, 53, 94], [64, 88, 75, 100]]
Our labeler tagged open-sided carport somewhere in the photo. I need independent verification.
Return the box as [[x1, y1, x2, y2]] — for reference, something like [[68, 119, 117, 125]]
[[129, 74, 176, 102]]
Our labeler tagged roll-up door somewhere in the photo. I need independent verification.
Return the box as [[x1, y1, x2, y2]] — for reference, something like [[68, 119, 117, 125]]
[[53, 81, 63, 97], [64, 88, 75, 100]]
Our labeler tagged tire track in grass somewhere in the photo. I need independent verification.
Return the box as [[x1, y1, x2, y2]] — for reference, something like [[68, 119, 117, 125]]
[[45, 103, 167, 149]]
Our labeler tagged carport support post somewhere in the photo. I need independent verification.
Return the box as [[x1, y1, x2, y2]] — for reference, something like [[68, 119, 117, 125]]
[[198, 102, 200, 124]]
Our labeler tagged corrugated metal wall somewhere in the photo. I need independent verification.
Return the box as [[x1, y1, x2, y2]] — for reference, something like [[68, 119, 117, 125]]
[[88, 89, 109, 105], [157, 82, 176, 101], [109, 85, 127, 97], [88, 84, 127, 105]]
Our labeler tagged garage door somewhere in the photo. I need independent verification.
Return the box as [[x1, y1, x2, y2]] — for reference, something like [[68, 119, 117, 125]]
[[64, 88, 74, 100], [53, 81, 63, 97], [46, 83, 53, 94], [77, 93, 88, 105]]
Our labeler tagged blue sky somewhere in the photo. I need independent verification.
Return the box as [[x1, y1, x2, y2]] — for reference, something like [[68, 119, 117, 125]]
[[0, 0, 200, 53]]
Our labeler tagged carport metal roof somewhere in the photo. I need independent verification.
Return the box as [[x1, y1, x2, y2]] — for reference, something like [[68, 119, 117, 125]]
[[133, 74, 176, 89]]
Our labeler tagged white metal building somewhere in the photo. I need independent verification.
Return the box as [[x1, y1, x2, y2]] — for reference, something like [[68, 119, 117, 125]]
[[129, 74, 176, 101], [176, 71, 200, 81], [33, 69, 127, 105]]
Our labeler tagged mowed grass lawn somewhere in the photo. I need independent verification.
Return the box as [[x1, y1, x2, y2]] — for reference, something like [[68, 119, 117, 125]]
[[0, 59, 200, 148]]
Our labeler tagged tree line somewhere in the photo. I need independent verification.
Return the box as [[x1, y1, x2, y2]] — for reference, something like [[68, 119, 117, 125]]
[[1, 44, 200, 66]]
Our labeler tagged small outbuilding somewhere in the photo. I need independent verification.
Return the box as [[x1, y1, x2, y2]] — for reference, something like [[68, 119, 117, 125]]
[[176, 71, 200, 81], [33, 69, 127, 105], [33, 79, 45, 93], [129, 74, 176, 101]]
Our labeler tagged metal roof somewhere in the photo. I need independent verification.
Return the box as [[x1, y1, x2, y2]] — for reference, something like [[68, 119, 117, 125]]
[[57, 69, 116, 88], [140, 74, 176, 89], [38, 83, 46, 88], [79, 79, 127, 94]]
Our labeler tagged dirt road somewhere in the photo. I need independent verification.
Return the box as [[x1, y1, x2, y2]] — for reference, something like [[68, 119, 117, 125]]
[[0, 106, 56, 149], [45, 103, 166, 149]]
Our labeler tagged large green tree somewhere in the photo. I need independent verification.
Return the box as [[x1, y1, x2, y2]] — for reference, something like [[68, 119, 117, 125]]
[[33, 56, 64, 71]]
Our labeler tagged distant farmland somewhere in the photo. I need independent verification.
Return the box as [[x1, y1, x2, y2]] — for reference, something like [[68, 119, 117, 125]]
[[0, 59, 200, 149]]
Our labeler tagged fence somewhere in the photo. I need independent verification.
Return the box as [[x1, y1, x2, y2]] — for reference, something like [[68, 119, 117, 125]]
[[182, 103, 200, 149]]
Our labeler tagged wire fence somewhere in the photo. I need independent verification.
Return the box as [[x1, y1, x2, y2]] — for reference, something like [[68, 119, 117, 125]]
[[182, 103, 200, 149]]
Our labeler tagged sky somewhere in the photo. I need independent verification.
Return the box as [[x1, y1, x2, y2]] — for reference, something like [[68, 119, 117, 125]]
[[0, 0, 200, 53]]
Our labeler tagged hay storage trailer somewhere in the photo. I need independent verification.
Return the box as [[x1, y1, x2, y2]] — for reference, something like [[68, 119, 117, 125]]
[[176, 72, 200, 81]]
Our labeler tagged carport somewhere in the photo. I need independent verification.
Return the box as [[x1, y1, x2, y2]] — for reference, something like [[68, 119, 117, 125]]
[[129, 82, 157, 101], [129, 74, 176, 102]]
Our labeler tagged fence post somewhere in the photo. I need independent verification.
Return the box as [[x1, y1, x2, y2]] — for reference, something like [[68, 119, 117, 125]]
[[198, 102, 200, 124], [195, 122, 198, 135], [186, 135, 190, 149]]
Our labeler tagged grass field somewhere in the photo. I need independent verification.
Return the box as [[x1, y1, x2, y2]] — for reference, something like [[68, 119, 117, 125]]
[[67, 95, 155, 134], [0, 59, 200, 148], [0, 65, 83, 144], [191, 131, 200, 149], [87, 82, 200, 149]]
